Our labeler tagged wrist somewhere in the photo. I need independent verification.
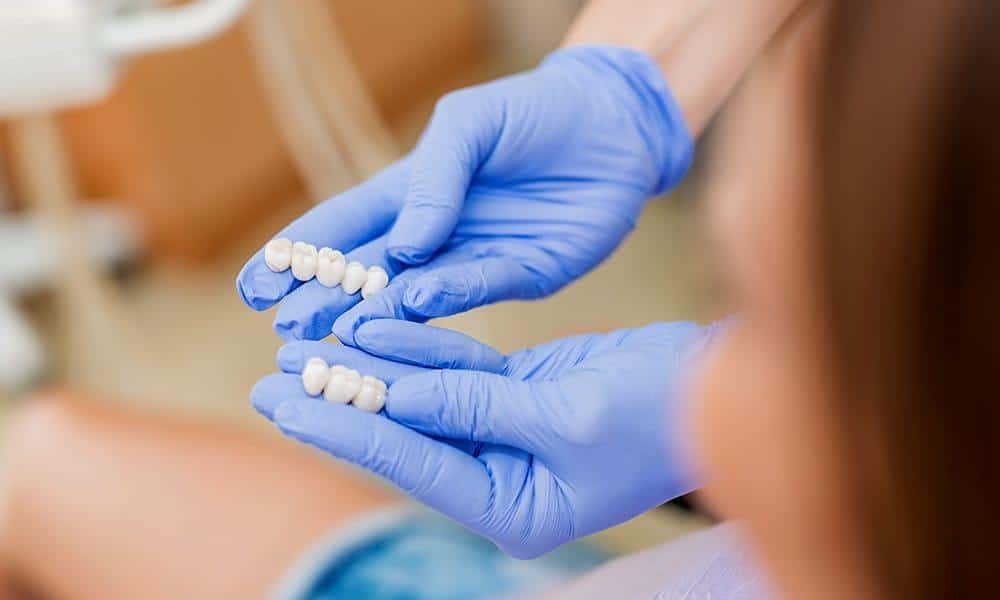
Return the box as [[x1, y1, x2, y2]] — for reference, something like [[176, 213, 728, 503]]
[[561, 1, 708, 57], [542, 45, 695, 195]]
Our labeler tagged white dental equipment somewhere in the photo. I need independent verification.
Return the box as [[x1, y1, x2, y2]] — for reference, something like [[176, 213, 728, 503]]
[[0, 0, 249, 391], [290, 241, 319, 282], [264, 237, 293, 273], [301, 357, 387, 413], [323, 364, 363, 405], [316, 248, 347, 288], [0, 295, 45, 392], [0, 0, 249, 115], [263, 238, 390, 298], [361, 266, 389, 300], [341, 262, 368, 295]]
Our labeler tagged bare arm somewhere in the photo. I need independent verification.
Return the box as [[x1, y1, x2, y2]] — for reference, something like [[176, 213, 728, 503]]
[[564, 0, 806, 136]]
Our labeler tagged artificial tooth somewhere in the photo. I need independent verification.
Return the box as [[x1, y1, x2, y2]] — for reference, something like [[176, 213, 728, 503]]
[[291, 242, 319, 281], [264, 238, 293, 272], [361, 266, 389, 299], [323, 365, 362, 404], [316, 248, 346, 288], [301, 357, 330, 396], [341, 261, 368, 295], [353, 375, 387, 413]]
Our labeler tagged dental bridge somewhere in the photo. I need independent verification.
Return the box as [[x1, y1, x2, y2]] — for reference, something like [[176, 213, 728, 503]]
[[264, 238, 390, 298], [302, 357, 388, 413]]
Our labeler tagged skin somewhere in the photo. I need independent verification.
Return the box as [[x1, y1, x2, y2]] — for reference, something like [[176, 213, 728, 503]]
[[690, 7, 881, 600], [0, 395, 394, 599], [565, 0, 803, 135]]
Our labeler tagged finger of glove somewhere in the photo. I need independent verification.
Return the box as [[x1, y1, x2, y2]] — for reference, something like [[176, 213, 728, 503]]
[[402, 257, 536, 319], [387, 96, 494, 265], [387, 370, 548, 454], [251, 373, 311, 420], [275, 341, 427, 383], [269, 396, 494, 527], [329, 271, 424, 347], [236, 162, 407, 311], [272, 235, 395, 341], [354, 320, 506, 373]]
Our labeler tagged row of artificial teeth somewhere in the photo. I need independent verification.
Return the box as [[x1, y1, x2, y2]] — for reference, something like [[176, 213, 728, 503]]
[[301, 357, 388, 413], [264, 238, 389, 298]]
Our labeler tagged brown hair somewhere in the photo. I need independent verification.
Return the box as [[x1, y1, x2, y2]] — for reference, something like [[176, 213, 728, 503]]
[[815, 1, 1000, 597]]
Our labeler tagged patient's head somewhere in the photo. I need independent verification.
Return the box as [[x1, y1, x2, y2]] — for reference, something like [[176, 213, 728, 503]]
[[692, 2, 1000, 598]]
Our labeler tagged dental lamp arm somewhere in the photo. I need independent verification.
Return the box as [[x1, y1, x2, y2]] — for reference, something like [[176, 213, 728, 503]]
[[0, 0, 250, 115], [100, 0, 249, 57]]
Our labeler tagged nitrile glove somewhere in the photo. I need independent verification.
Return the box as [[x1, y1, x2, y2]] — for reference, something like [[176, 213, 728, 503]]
[[251, 320, 719, 558], [235, 46, 694, 344]]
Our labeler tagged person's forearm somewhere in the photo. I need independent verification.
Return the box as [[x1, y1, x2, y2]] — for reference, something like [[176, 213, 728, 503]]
[[563, 0, 805, 136], [562, 0, 713, 56]]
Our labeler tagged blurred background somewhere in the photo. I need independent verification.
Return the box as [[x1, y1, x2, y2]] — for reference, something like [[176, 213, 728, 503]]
[[0, 0, 723, 559]]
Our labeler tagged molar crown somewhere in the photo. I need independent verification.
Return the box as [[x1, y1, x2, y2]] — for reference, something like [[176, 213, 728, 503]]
[[301, 357, 331, 396], [316, 247, 346, 288], [305, 359, 388, 411], [354, 374, 388, 413], [290, 242, 319, 281], [264, 238, 293, 272], [361, 266, 389, 299], [323, 364, 363, 404], [260, 239, 390, 291], [341, 261, 368, 295]]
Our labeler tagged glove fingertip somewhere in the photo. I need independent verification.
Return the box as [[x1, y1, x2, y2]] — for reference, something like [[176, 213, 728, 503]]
[[351, 321, 385, 352], [235, 274, 254, 306], [385, 211, 436, 265], [331, 314, 359, 347], [250, 375, 290, 420], [237, 269, 283, 310], [275, 343, 304, 373], [273, 316, 304, 342]]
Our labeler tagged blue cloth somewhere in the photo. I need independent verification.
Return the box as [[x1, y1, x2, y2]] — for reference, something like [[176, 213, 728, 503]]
[[286, 513, 608, 600]]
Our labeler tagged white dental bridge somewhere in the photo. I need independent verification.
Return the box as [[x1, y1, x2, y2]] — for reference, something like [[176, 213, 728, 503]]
[[264, 238, 390, 299], [301, 357, 388, 413]]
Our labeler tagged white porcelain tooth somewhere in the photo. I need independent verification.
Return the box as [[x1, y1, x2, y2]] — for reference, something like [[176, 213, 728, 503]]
[[316, 248, 346, 288], [301, 357, 330, 396], [264, 238, 293, 272], [323, 365, 362, 404], [361, 266, 389, 299], [291, 242, 319, 281], [354, 375, 387, 412], [341, 261, 368, 295]]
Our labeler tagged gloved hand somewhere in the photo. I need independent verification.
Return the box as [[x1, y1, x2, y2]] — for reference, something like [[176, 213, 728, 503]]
[[251, 319, 719, 558], [235, 45, 694, 344]]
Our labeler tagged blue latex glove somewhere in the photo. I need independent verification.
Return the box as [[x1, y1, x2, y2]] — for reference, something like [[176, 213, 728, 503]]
[[251, 320, 719, 558], [235, 45, 693, 344]]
